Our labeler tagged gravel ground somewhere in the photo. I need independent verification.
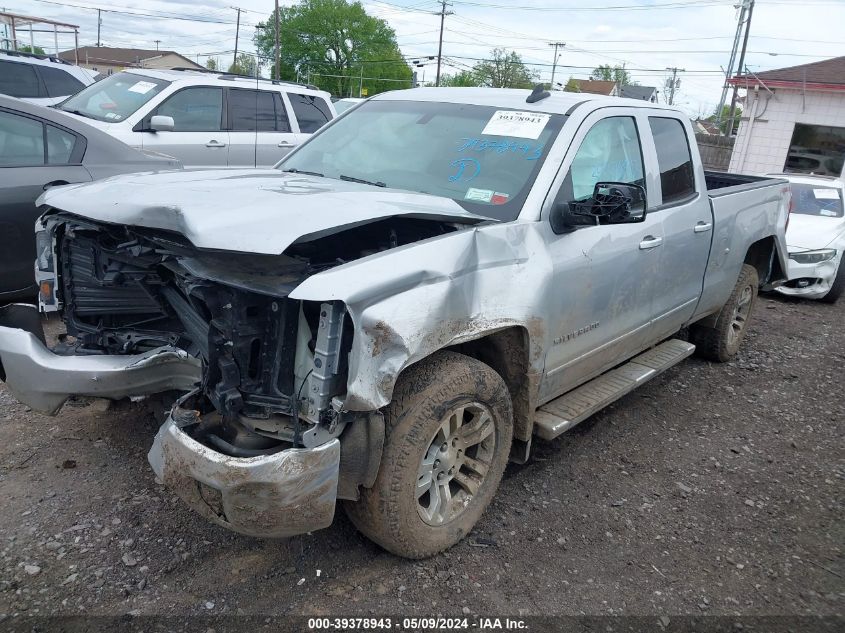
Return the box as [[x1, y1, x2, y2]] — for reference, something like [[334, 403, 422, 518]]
[[0, 294, 842, 622]]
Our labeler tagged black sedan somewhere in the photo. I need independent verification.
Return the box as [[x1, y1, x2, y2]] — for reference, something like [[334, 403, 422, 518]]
[[0, 94, 181, 301]]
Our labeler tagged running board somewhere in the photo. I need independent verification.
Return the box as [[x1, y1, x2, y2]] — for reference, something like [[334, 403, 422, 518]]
[[533, 339, 695, 441]]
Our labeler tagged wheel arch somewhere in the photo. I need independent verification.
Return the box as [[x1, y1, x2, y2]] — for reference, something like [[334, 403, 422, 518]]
[[445, 326, 539, 449], [744, 235, 786, 287]]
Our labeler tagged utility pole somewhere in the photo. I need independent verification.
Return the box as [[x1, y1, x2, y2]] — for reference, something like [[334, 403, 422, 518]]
[[726, 0, 755, 137], [665, 67, 683, 105], [154, 39, 160, 51], [274, 0, 280, 80], [232, 6, 241, 71], [548, 42, 565, 90], [715, 0, 750, 132], [96, 8, 101, 47], [435, 0, 452, 87]]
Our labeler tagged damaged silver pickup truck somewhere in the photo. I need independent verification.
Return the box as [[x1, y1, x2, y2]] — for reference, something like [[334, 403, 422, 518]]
[[0, 87, 790, 558]]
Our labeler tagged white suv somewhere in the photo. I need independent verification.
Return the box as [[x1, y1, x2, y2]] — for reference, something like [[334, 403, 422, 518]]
[[56, 68, 337, 168], [0, 51, 97, 106]]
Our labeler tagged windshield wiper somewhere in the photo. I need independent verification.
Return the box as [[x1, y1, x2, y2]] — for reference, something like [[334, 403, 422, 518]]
[[340, 174, 386, 188], [282, 168, 324, 177], [61, 108, 96, 120]]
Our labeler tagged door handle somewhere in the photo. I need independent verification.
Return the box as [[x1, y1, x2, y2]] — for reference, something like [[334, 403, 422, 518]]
[[277, 141, 295, 148], [43, 180, 69, 190], [205, 140, 226, 148], [639, 236, 663, 250], [694, 221, 713, 233]]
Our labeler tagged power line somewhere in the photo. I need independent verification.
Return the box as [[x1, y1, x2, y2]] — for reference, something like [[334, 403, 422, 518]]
[[448, 0, 733, 10]]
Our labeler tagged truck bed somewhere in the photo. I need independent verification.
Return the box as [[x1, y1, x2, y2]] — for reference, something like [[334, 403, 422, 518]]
[[705, 170, 785, 196]]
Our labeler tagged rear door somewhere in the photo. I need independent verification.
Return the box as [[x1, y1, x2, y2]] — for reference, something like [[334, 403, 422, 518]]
[[139, 86, 228, 167], [644, 115, 713, 339], [0, 108, 90, 295], [226, 88, 296, 167]]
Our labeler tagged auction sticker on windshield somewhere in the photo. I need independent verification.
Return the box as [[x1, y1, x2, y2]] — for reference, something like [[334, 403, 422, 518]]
[[128, 81, 158, 95], [482, 110, 550, 139]]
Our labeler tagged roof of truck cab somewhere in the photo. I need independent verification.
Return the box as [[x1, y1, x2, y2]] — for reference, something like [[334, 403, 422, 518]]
[[372, 87, 682, 115]]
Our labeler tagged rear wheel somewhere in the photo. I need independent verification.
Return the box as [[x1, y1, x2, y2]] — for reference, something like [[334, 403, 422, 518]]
[[820, 259, 844, 304], [691, 264, 758, 362], [344, 351, 513, 559]]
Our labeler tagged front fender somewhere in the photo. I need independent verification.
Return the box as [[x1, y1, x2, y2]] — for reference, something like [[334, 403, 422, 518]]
[[290, 223, 551, 411]]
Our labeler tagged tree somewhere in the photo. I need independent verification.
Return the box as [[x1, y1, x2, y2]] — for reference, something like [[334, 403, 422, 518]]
[[440, 70, 481, 87], [255, 0, 411, 97], [563, 77, 580, 92], [707, 104, 742, 135], [205, 58, 218, 71], [228, 53, 258, 76], [472, 48, 536, 89], [591, 64, 636, 86], [19, 45, 47, 55]]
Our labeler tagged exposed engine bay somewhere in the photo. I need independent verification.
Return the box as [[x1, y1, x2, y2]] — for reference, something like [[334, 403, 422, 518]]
[[39, 212, 459, 459]]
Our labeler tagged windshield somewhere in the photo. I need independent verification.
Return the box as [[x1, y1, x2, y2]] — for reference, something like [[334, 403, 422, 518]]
[[279, 99, 565, 221], [60, 72, 170, 123], [790, 183, 844, 218]]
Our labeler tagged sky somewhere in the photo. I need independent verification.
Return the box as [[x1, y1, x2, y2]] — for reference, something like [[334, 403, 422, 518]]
[[6, 0, 845, 116]]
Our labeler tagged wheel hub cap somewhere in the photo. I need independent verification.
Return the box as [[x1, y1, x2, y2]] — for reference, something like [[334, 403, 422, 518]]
[[416, 402, 495, 526]]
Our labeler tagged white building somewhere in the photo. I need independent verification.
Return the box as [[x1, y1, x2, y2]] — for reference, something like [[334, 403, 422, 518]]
[[728, 56, 845, 178]]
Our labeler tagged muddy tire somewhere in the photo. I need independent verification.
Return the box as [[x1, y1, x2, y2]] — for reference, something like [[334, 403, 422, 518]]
[[343, 351, 513, 559], [691, 264, 758, 362], [820, 260, 844, 304]]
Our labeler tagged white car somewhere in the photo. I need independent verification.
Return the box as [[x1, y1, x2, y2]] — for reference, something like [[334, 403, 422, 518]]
[[56, 68, 336, 168], [333, 97, 365, 114], [0, 51, 97, 106], [769, 173, 845, 303]]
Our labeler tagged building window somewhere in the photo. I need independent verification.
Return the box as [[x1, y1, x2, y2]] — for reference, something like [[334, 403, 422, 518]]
[[784, 123, 845, 178]]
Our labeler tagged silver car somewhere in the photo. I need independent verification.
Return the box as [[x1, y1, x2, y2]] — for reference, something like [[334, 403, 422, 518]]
[[0, 94, 181, 301]]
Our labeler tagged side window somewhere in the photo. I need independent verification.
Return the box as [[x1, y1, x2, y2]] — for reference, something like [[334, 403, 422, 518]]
[[288, 93, 332, 133], [46, 124, 78, 164], [273, 93, 292, 133], [649, 117, 695, 204], [0, 110, 45, 165], [155, 87, 223, 131], [559, 116, 644, 203], [228, 89, 277, 131], [38, 66, 85, 97], [0, 61, 42, 98]]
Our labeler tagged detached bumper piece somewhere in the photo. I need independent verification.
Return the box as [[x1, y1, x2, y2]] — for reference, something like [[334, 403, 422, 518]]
[[148, 411, 340, 538], [0, 304, 201, 415]]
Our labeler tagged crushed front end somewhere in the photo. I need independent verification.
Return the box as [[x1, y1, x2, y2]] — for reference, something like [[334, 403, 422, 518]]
[[1, 212, 385, 537]]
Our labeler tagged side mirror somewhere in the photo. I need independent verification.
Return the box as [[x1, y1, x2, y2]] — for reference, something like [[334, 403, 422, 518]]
[[149, 115, 175, 132], [550, 182, 647, 234]]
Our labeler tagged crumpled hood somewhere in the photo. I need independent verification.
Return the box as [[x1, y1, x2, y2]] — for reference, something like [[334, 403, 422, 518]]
[[37, 169, 490, 255], [785, 213, 845, 251]]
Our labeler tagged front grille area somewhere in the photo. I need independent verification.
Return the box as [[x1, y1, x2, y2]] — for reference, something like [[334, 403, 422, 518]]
[[55, 219, 304, 418]]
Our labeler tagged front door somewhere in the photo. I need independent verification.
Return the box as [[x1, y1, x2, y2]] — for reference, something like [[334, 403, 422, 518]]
[[539, 113, 662, 402], [140, 86, 228, 167]]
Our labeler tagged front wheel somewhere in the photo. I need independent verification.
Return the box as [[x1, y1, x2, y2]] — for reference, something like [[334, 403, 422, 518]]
[[820, 259, 844, 304], [691, 263, 759, 362], [344, 351, 513, 559]]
